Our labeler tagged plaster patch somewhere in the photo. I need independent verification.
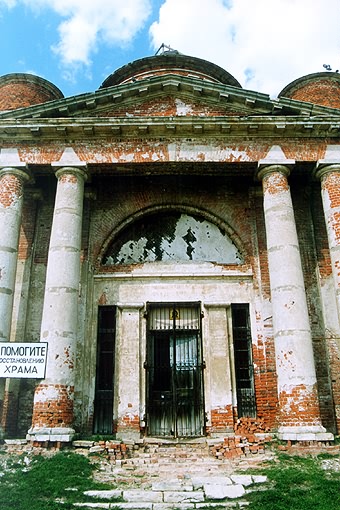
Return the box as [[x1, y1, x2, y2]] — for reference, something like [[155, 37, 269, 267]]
[[34, 385, 59, 403], [169, 142, 251, 162], [119, 153, 135, 162], [175, 98, 194, 116]]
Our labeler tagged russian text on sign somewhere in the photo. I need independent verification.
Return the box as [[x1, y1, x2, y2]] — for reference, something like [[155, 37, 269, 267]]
[[0, 343, 48, 379]]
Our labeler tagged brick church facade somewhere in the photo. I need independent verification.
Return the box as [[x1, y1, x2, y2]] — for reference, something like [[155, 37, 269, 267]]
[[0, 50, 340, 443]]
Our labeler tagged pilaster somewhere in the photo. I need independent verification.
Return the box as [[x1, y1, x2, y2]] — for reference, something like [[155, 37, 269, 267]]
[[115, 303, 144, 442]]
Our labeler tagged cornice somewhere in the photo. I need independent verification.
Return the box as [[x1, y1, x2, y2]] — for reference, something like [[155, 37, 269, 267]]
[[0, 115, 339, 141]]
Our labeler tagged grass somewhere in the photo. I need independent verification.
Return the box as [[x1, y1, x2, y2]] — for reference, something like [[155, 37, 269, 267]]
[[0, 451, 111, 510], [246, 453, 340, 510], [1, 448, 340, 509]]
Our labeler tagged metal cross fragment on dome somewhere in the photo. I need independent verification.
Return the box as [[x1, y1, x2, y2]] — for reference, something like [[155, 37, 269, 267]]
[[155, 43, 178, 55], [323, 63, 339, 72]]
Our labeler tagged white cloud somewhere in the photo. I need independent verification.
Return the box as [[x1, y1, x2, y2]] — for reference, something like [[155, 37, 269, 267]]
[[150, 0, 340, 97], [1, 0, 152, 66], [0, 0, 16, 6]]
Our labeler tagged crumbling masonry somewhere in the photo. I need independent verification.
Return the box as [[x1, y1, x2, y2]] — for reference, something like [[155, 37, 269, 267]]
[[0, 52, 340, 444]]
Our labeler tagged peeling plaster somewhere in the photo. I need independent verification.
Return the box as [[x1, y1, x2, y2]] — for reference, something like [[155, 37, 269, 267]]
[[119, 153, 135, 162], [34, 385, 59, 403], [104, 212, 243, 265], [175, 99, 194, 116], [168, 142, 251, 162]]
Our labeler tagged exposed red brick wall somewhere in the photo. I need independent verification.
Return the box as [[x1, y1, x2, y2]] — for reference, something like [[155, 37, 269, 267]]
[[252, 333, 278, 429], [279, 383, 322, 427], [0, 173, 24, 207], [262, 169, 289, 194], [91, 174, 254, 268], [1, 390, 19, 437], [0, 82, 59, 111], [97, 96, 242, 117], [250, 191, 271, 299], [33, 177, 55, 265], [250, 191, 278, 429], [209, 405, 234, 433], [321, 171, 340, 211], [31, 384, 74, 428], [311, 184, 332, 279], [0, 138, 326, 165], [292, 178, 336, 431], [310, 179, 340, 433], [18, 193, 38, 260], [17, 380, 35, 436], [286, 79, 340, 109], [116, 414, 140, 433]]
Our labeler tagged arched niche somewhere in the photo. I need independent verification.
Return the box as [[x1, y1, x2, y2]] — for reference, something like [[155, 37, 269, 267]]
[[102, 211, 243, 265]]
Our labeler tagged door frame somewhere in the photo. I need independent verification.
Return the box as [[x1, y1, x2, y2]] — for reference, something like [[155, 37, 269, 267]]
[[145, 301, 205, 438]]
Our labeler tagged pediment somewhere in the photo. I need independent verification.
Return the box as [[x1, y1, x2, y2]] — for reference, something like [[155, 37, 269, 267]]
[[83, 94, 255, 118], [1, 73, 340, 121]]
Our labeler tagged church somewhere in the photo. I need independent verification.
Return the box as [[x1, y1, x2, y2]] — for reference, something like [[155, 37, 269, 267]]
[[0, 49, 340, 444]]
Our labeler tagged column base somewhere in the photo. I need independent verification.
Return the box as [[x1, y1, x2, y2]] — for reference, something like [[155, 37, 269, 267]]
[[278, 425, 334, 442], [27, 427, 75, 443]]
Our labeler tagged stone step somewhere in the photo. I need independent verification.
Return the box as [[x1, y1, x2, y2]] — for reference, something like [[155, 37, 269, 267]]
[[70, 475, 266, 509], [73, 503, 249, 509]]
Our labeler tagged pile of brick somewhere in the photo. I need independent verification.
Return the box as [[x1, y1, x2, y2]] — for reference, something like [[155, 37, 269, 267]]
[[73, 439, 135, 461], [234, 416, 271, 436], [209, 417, 272, 459]]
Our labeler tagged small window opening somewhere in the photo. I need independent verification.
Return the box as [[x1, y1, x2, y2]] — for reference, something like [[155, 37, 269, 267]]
[[93, 306, 116, 434], [231, 304, 256, 418]]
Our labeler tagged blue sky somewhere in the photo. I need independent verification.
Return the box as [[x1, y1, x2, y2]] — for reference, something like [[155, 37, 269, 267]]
[[0, 0, 339, 99]]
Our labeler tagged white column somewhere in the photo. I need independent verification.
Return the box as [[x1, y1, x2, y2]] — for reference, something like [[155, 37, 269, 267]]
[[315, 146, 340, 323], [28, 151, 87, 443], [257, 146, 331, 441], [0, 149, 30, 438], [0, 165, 30, 342]]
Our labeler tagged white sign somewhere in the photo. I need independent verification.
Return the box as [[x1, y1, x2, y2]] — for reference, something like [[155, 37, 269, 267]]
[[0, 343, 48, 378]]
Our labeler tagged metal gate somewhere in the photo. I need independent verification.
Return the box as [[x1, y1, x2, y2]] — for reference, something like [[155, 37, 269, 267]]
[[145, 303, 205, 437]]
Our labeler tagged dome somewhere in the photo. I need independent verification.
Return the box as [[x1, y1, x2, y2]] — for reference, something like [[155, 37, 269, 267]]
[[0, 73, 64, 111], [100, 52, 242, 89], [278, 72, 340, 109]]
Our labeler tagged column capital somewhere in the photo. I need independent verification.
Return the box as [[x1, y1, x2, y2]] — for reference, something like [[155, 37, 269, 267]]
[[256, 164, 291, 182], [54, 166, 88, 183], [257, 145, 295, 180], [0, 166, 32, 184], [315, 145, 340, 180], [315, 163, 340, 181]]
